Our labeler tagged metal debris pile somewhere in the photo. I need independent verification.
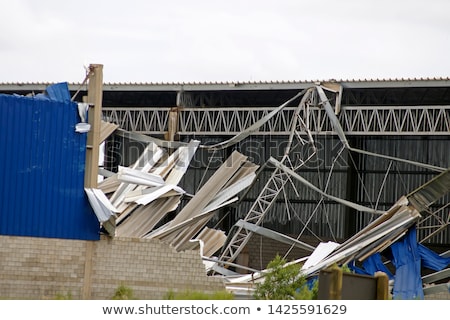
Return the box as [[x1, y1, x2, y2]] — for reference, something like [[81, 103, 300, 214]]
[[86, 133, 258, 257], [86, 85, 450, 299]]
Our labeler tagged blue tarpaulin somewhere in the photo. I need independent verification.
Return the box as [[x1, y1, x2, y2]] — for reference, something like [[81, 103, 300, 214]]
[[32, 82, 72, 102], [390, 228, 424, 299], [350, 226, 450, 300], [45, 82, 72, 102]]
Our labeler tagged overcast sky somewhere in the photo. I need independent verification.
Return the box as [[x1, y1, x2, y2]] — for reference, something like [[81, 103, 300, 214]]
[[1, 0, 449, 83]]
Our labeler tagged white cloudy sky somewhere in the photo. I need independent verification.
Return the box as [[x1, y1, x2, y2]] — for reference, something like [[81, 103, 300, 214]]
[[1, 0, 449, 83]]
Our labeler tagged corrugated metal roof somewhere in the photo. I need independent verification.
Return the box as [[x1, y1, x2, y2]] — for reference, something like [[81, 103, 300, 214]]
[[0, 93, 100, 240], [1, 77, 450, 92]]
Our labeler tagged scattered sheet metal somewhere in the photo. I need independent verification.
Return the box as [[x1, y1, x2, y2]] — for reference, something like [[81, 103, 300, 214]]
[[301, 241, 340, 271], [186, 227, 228, 258], [97, 173, 121, 194], [86, 130, 258, 257], [84, 187, 119, 223], [85, 85, 449, 297], [407, 168, 450, 213], [299, 201, 421, 278], [113, 139, 200, 237], [86, 126, 205, 239], [218, 167, 449, 299], [146, 151, 258, 252]]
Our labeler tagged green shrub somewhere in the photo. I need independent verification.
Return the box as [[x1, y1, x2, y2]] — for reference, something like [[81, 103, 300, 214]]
[[254, 254, 314, 300], [163, 289, 234, 300], [111, 284, 137, 300], [54, 291, 73, 300], [294, 278, 318, 300]]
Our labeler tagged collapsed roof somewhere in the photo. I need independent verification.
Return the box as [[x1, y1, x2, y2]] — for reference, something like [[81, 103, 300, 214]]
[[83, 84, 450, 299]]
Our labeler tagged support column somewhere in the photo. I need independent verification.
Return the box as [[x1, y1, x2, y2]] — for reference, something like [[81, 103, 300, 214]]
[[81, 241, 95, 299], [84, 64, 104, 188]]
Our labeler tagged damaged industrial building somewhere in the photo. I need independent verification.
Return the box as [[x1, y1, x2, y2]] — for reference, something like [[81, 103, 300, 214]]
[[0, 65, 449, 299]]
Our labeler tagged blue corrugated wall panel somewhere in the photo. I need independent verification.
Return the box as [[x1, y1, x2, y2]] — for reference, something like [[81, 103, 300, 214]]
[[0, 94, 100, 240]]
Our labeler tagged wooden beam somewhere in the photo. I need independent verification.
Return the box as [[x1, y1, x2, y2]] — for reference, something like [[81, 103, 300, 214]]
[[84, 64, 104, 188]]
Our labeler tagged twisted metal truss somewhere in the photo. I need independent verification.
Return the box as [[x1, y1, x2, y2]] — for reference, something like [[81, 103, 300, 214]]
[[103, 105, 450, 136]]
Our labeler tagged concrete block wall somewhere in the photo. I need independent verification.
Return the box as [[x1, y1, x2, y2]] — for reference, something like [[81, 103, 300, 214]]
[[0, 235, 225, 299], [245, 234, 321, 270], [90, 236, 225, 299]]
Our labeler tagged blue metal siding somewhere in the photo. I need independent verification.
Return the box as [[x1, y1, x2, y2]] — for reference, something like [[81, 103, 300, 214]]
[[0, 94, 100, 240]]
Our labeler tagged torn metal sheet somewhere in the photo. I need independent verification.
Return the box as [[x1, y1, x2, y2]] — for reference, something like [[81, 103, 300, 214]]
[[194, 227, 228, 258], [316, 85, 349, 148], [300, 205, 421, 277], [123, 185, 182, 204], [115, 196, 181, 238], [84, 188, 119, 223], [85, 127, 203, 238], [117, 167, 165, 188], [110, 143, 164, 210], [144, 152, 258, 251], [97, 174, 120, 194], [301, 241, 340, 270], [133, 185, 184, 206], [407, 168, 450, 212], [100, 120, 119, 144], [164, 140, 200, 184], [168, 151, 252, 228], [147, 197, 239, 243]]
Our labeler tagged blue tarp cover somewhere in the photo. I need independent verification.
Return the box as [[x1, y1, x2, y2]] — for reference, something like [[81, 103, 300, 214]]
[[351, 226, 450, 299]]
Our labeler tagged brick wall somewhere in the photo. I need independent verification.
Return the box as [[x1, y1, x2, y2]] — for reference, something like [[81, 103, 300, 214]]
[[0, 235, 225, 299]]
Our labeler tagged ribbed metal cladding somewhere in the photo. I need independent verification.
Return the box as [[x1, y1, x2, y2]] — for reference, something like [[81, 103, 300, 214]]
[[355, 137, 450, 244], [108, 131, 449, 245], [0, 94, 100, 240]]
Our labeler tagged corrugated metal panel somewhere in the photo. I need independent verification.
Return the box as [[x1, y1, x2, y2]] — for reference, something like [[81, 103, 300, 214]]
[[0, 94, 100, 240], [2, 77, 450, 89], [355, 137, 450, 244], [108, 130, 449, 245]]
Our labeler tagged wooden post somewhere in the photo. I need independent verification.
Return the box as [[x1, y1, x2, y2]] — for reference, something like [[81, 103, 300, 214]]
[[84, 64, 103, 188], [375, 271, 390, 300], [328, 265, 343, 299], [165, 107, 179, 141]]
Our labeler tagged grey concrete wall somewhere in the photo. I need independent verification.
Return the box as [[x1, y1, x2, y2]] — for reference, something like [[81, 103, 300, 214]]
[[0, 235, 225, 299]]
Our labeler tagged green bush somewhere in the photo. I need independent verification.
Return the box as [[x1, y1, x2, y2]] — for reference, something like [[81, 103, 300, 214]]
[[54, 291, 73, 300], [163, 289, 234, 300], [111, 284, 137, 300], [254, 254, 315, 300], [294, 278, 318, 300]]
